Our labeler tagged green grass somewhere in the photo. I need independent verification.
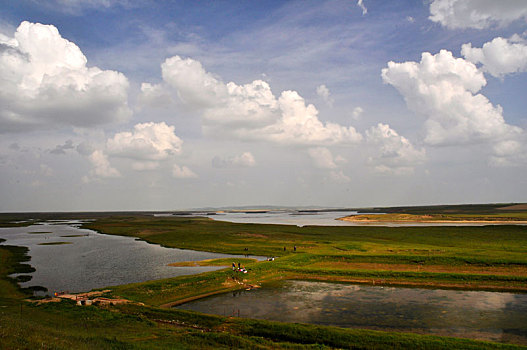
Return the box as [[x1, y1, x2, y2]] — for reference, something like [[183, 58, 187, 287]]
[[82, 216, 527, 259], [2, 209, 527, 348], [2, 244, 524, 349], [170, 257, 257, 267]]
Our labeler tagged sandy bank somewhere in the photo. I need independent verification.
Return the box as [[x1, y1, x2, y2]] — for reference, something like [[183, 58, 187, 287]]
[[338, 214, 527, 224]]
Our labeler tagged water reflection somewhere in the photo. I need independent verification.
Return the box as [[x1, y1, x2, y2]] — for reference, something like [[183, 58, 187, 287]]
[[206, 211, 517, 227], [0, 222, 261, 294], [177, 280, 527, 345]]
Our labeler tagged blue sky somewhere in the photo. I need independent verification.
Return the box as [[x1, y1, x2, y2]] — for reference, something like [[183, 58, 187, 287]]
[[1, 0, 526, 211]]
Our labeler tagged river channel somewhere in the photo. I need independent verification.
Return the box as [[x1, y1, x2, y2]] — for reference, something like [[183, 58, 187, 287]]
[[177, 280, 527, 345], [0, 221, 261, 295]]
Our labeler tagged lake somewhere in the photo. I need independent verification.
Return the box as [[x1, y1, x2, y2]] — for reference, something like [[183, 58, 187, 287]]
[[205, 211, 516, 227], [0, 221, 262, 295], [176, 280, 527, 345]]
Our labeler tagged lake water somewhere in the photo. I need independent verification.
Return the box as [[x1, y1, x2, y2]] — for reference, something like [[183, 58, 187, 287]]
[[206, 211, 515, 227], [177, 280, 527, 345], [0, 221, 261, 295]]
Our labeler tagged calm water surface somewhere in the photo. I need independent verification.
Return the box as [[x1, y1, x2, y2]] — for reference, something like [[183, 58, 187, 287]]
[[207, 211, 515, 227], [177, 280, 527, 345], [0, 221, 261, 294]]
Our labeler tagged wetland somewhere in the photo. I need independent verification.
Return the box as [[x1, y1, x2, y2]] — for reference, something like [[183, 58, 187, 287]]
[[1, 204, 527, 349], [177, 280, 527, 344]]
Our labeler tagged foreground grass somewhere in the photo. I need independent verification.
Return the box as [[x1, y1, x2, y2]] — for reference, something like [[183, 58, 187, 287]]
[[2, 244, 524, 349], [2, 209, 527, 348]]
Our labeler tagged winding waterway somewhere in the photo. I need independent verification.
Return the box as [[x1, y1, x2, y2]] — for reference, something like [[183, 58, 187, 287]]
[[177, 280, 527, 345], [0, 221, 260, 294]]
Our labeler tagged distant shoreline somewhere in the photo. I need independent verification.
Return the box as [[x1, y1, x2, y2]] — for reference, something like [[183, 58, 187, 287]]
[[338, 214, 527, 224]]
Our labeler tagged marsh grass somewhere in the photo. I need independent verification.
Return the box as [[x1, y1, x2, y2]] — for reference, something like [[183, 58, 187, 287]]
[[3, 246, 521, 349], [2, 209, 527, 348]]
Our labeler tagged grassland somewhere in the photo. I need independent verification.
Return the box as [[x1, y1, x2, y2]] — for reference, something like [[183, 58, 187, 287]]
[[3, 240, 524, 349], [82, 216, 527, 288], [1, 205, 527, 348], [341, 203, 527, 223]]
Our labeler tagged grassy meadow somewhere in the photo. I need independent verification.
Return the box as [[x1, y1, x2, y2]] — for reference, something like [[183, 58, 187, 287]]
[[1, 205, 527, 348], [1, 241, 525, 349]]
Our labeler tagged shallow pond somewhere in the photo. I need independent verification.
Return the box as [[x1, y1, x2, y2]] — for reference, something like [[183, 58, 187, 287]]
[[176, 280, 527, 345], [0, 221, 261, 295]]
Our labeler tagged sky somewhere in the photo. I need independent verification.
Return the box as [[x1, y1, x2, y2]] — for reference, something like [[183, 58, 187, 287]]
[[1, 0, 527, 211]]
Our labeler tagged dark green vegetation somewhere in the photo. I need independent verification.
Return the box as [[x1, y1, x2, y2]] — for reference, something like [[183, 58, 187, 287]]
[[355, 202, 527, 215], [346, 203, 527, 223], [38, 241, 72, 245], [1, 205, 527, 349]]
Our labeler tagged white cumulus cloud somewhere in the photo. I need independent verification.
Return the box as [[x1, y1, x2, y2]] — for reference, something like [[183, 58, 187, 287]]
[[83, 122, 187, 178], [161, 55, 226, 108], [352, 106, 363, 120], [429, 0, 527, 29], [316, 84, 334, 106], [212, 152, 256, 168], [261, 90, 362, 145], [139, 82, 174, 107], [308, 147, 338, 169], [366, 123, 426, 175], [461, 36, 527, 78], [86, 150, 120, 180], [142, 56, 362, 146], [0, 21, 130, 132], [106, 122, 182, 161], [172, 164, 197, 178], [381, 50, 522, 146], [489, 138, 527, 167], [329, 170, 351, 183]]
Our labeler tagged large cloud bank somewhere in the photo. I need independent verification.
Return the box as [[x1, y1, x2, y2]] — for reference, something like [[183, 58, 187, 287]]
[[0, 21, 130, 132], [382, 50, 521, 146], [142, 56, 362, 146]]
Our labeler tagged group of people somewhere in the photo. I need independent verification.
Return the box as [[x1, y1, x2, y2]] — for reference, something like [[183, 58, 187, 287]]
[[232, 262, 248, 273]]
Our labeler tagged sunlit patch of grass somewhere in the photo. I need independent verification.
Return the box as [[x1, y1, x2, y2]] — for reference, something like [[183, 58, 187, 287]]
[[169, 257, 258, 267]]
